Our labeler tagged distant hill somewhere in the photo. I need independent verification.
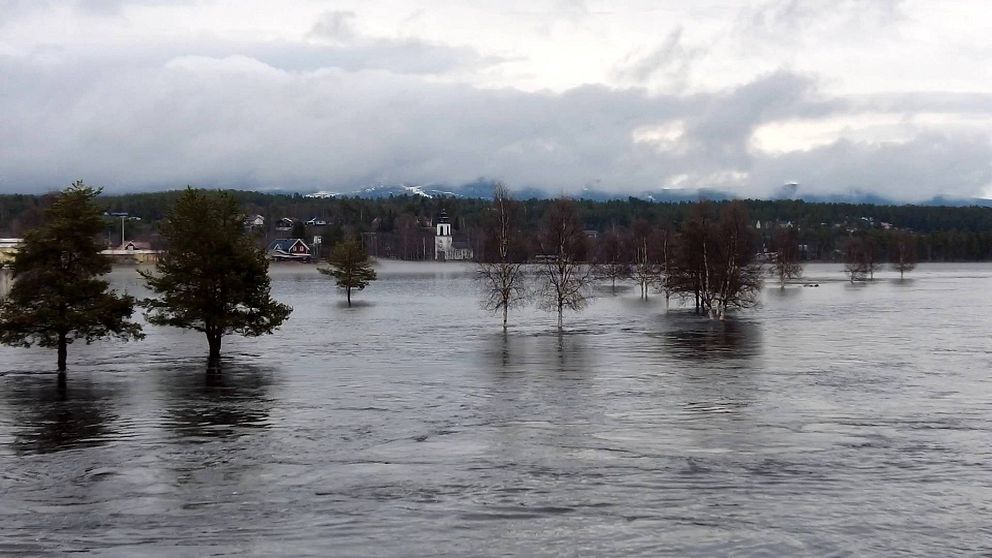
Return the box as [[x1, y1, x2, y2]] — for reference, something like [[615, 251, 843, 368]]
[[300, 180, 992, 208]]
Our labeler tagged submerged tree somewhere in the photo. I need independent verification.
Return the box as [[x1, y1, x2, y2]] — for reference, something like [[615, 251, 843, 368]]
[[535, 198, 595, 329], [477, 183, 529, 329], [769, 227, 803, 288], [891, 231, 917, 279], [0, 182, 143, 374], [844, 236, 879, 283], [319, 238, 377, 306], [710, 203, 764, 319], [142, 188, 292, 362], [669, 201, 762, 319], [629, 220, 661, 299], [594, 226, 631, 294]]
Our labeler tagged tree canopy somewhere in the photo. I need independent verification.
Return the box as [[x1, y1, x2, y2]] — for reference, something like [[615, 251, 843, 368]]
[[0, 182, 143, 372], [319, 238, 377, 306], [142, 188, 292, 361]]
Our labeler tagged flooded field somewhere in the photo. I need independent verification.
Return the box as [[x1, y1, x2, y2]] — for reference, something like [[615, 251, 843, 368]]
[[1, 262, 990, 556]]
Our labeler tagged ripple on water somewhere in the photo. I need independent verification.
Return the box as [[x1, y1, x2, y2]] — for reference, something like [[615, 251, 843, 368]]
[[0, 263, 991, 556]]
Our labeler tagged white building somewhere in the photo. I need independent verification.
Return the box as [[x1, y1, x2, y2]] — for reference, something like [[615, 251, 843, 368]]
[[0, 238, 23, 265], [434, 210, 473, 261]]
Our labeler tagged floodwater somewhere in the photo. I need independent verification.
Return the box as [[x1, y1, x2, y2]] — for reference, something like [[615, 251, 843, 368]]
[[1, 262, 990, 556]]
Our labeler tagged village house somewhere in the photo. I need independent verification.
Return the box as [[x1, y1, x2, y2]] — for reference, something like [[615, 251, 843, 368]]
[[100, 240, 162, 264], [275, 217, 295, 232], [244, 214, 265, 228], [268, 238, 312, 262], [0, 238, 23, 266]]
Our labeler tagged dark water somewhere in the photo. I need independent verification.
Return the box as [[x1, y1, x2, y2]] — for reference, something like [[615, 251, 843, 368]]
[[1, 262, 990, 556]]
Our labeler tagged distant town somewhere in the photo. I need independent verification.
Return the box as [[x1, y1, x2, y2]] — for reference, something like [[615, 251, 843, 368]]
[[2, 189, 991, 268]]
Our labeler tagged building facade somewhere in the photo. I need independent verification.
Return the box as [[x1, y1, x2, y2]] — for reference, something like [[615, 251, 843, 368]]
[[434, 210, 473, 261]]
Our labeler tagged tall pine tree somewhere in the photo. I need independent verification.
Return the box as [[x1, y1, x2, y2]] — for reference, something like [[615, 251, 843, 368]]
[[142, 188, 292, 362], [0, 182, 143, 374]]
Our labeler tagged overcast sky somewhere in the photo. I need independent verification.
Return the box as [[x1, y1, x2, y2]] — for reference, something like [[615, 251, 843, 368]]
[[1, 0, 990, 200]]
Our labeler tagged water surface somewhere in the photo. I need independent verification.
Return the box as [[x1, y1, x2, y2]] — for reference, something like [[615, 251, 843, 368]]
[[1, 262, 990, 556]]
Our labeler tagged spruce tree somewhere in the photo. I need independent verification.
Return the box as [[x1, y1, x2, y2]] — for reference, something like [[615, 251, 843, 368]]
[[319, 239, 376, 306], [0, 181, 143, 374], [142, 188, 292, 362]]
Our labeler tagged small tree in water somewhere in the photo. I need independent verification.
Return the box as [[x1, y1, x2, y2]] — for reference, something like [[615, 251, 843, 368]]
[[843, 236, 879, 283], [0, 182, 143, 375], [769, 227, 803, 288], [477, 183, 529, 329], [142, 188, 292, 363], [891, 231, 917, 280], [593, 226, 632, 294], [629, 220, 662, 299], [535, 198, 595, 329], [319, 238, 377, 306]]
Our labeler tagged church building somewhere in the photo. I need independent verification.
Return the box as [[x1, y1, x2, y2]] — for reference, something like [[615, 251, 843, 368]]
[[434, 210, 474, 261]]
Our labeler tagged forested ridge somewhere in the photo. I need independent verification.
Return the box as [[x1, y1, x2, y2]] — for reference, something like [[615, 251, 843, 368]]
[[2, 190, 991, 261]]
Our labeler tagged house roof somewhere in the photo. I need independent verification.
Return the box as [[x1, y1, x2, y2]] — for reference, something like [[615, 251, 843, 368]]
[[119, 240, 152, 250], [268, 238, 310, 252]]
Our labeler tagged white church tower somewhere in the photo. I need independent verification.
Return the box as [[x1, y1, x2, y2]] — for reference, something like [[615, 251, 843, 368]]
[[435, 209, 452, 261]]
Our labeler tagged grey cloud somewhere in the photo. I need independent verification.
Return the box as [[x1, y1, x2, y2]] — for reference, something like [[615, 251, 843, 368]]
[[849, 92, 992, 115], [740, 0, 906, 39], [613, 26, 700, 89], [0, 51, 988, 202], [0, 0, 193, 22], [751, 132, 992, 200], [297, 11, 502, 74], [12, 34, 501, 77], [308, 11, 357, 44]]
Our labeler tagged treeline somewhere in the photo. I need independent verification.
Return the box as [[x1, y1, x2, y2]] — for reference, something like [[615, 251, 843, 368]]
[[2, 190, 992, 261]]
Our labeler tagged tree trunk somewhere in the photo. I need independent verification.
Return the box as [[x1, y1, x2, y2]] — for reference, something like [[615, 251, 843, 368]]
[[57, 333, 67, 372], [557, 302, 563, 330], [502, 304, 508, 331], [207, 332, 222, 362], [346, 287, 352, 307]]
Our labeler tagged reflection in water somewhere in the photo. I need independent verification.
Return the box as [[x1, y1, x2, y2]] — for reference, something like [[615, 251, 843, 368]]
[[2, 376, 119, 455], [157, 363, 276, 440], [766, 286, 802, 299], [662, 314, 763, 361], [479, 330, 592, 377]]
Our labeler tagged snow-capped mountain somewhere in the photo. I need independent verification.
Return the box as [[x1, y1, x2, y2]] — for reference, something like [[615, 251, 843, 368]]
[[302, 181, 992, 207]]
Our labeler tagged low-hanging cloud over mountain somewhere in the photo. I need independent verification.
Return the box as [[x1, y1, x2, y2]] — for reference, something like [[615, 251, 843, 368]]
[[1, 0, 990, 201]]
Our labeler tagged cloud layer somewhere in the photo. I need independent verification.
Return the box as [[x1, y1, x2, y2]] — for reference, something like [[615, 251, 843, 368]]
[[1, 0, 990, 201]]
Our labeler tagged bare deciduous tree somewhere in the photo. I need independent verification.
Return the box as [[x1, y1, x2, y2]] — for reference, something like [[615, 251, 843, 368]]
[[594, 226, 631, 293], [769, 226, 803, 288], [477, 183, 529, 330], [536, 197, 595, 329], [844, 236, 880, 282], [711, 202, 763, 319], [658, 226, 675, 306], [668, 202, 762, 319], [891, 231, 917, 279], [630, 220, 661, 299]]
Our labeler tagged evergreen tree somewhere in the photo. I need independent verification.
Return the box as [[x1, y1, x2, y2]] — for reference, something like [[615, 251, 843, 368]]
[[319, 239, 376, 306], [0, 182, 143, 374], [142, 188, 292, 362]]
